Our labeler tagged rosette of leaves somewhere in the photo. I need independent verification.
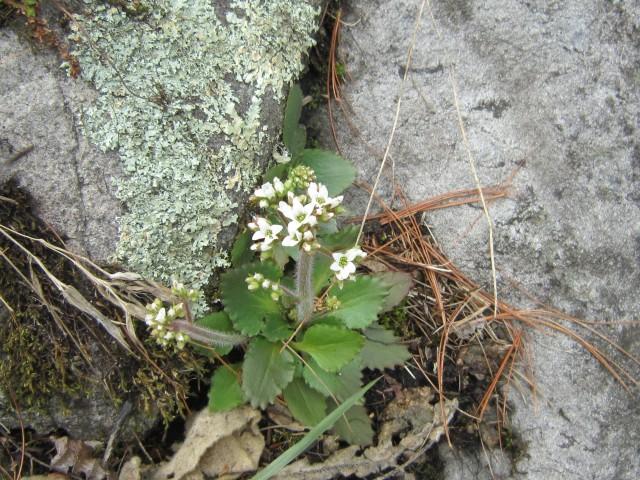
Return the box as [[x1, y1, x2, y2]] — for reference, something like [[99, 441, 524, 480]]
[[201, 85, 412, 446]]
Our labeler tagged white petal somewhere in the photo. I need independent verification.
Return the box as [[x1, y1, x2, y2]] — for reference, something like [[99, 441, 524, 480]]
[[336, 270, 350, 281], [287, 220, 302, 234], [256, 217, 270, 231], [252, 231, 266, 241], [273, 177, 285, 193], [278, 201, 294, 219]]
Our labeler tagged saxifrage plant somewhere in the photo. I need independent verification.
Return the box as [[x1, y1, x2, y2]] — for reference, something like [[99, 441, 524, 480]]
[[142, 85, 412, 445]]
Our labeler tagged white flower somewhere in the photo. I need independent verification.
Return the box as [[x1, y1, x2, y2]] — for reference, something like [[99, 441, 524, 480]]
[[254, 181, 275, 199], [248, 217, 283, 251], [155, 307, 167, 324], [273, 177, 285, 195], [278, 196, 317, 229], [330, 247, 367, 281], [282, 225, 303, 247], [307, 182, 343, 214]]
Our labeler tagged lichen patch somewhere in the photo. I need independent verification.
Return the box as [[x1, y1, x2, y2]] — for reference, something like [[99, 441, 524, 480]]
[[68, 0, 318, 290]]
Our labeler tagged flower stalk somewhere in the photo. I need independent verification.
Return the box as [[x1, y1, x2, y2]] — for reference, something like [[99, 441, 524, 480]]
[[296, 250, 315, 324], [170, 320, 247, 348]]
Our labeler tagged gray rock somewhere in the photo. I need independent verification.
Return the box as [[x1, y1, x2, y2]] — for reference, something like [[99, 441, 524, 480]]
[[0, 29, 121, 262], [309, 0, 639, 478], [0, 0, 322, 440]]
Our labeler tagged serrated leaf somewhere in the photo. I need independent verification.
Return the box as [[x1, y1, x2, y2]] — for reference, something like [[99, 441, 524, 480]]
[[375, 271, 413, 312], [283, 84, 306, 155], [242, 338, 295, 408], [222, 262, 282, 335], [318, 226, 359, 251], [263, 315, 293, 342], [299, 149, 356, 196], [302, 358, 362, 401], [209, 365, 245, 412], [360, 323, 411, 370], [329, 402, 374, 446], [231, 230, 253, 267], [282, 378, 327, 427], [195, 311, 236, 355], [312, 254, 333, 294], [294, 324, 364, 373], [325, 276, 389, 329]]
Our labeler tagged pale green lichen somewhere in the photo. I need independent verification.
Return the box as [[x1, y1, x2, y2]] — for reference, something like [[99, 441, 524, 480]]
[[69, 0, 318, 289]]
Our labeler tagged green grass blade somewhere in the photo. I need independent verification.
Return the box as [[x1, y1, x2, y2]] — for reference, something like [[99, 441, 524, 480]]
[[250, 378, 379, 480]]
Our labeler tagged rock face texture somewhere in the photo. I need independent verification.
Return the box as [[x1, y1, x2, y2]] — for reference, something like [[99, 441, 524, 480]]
[[309, 0, 639, 478], [1, 29, 121, 262], [0, 0, 321, 439]]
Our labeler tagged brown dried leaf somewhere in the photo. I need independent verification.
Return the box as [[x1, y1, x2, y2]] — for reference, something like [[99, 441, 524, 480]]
[[50, 436, 108, 480], [152, 406, 265, 480]]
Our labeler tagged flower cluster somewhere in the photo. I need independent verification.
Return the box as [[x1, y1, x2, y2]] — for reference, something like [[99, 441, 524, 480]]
[[330, 247, 367, 281], [144, 299, 189, 349], [249, 170, 344, 254], [245, 273, 283, 301]]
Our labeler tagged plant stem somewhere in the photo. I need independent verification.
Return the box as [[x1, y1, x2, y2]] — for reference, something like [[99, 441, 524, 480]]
[[296, 251, 315, 324], [171, 320, 247, 347]]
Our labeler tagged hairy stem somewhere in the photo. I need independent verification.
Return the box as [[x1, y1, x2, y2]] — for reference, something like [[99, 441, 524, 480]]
[[171, 320, 247, 347], [296, 251, 315, 324]]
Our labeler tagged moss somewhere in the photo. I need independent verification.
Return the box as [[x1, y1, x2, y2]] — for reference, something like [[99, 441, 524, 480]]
[[380, 303, 411, 337], [0, 312, 88, 410], [68, 0, 319, 292], [0, 180, 206, 426]]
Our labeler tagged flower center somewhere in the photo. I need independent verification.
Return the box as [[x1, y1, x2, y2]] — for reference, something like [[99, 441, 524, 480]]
[[339, 256, 349, 267]]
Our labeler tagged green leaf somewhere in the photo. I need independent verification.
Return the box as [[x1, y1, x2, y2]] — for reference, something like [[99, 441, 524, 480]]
[[317, 218, 338, 235], [312, 253, 333, 294], [251, 379, 379, 480], [264, 162, 289, 183], [299, 149, 356, 196], [282, 378, 327, 427], [209, 365, 245, 412], [360, 323, 411, 370], [221, 262, 282, 336], [283, 84, 306, 156], [375, 271, 413, 312], [293, 324, 364, 373], [195, 311, 237, 355], [302, 358, 362, 401], [231, 230, 253, 267], [325, 276, 389, 329], [318, 226, 359, 251], [330, 402, 374, 446], [242, 338, 295, 408], [263, 315, 293, 342], [271, 243, 294, 269]]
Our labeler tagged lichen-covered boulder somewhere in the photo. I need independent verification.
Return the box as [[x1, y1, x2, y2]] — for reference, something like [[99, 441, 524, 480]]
[[309, 1, 639, 478], [1, 0, 322, 439]]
